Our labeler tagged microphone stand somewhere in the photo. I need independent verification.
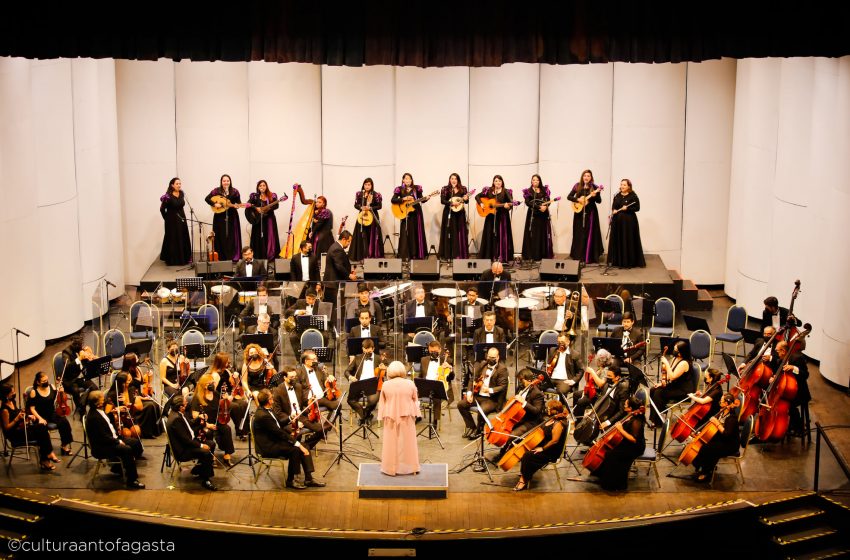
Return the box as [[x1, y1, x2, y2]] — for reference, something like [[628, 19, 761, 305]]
[[11, 329, 31, 459]]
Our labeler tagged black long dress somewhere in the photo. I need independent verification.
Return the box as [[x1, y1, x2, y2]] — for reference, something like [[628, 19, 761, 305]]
[[311, 208, 334, 256], [350, 191, 385, 261], [248, 192, 281, 260], [476, 187, 514, 263], [592, 413, 646, 491], [392, 185, 427, 260], [438, 185, 469, 260], [159, 191, 192, 265], [692, 412, 740, 474], [106, 386, 162, 439], [519, 417, 568, 481], [567, 183, 603, 263], [29, 386, 73, 446], [204, 187, 243, 262], [607, 191, 645, 268], [521, 185, 554, 261]]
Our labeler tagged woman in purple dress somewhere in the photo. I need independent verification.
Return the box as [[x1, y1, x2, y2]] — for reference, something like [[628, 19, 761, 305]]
[[475, 175, 514, 263], [350, 178, 385, 261], [392, 173, 428, 260], [247, 179, 281, 260], [159, 177, 192, 265], [567, 169, 603, 264], [204, 174, 245, 262], [521, 174, 554, 261], [438, 173, 470, 260], [310, 195, 334, 256]]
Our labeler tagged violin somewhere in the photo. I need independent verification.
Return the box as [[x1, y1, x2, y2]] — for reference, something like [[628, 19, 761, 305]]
[[54, 359, 72, 417], [582, 353, 598, 400], [111, 392, 142, 440], [669, 374, 731, 442], [230, 370, 245, 399], [207, 231, 219, 262], [307, 395, 321, 423], [582, 406, 646, 472], [217, 386, 232, 425], [486, 377, 542, 446], [376, 353, 390, 391], [659, 346, 670, 384], [497, 412, 569, 471], [178, 354, 191, 386], [324, 377, 342, 401]]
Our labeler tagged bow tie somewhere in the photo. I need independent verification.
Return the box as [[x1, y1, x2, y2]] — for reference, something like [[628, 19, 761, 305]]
[[417, 302, 424, 306], [364, 355, 373, 361], [246, 260, 253, 265]]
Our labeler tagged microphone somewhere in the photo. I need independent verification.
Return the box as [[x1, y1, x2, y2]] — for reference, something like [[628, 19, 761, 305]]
[[0, 358, 14, 365], [105, 280, 117, 288], [13, 328, 30, 337]]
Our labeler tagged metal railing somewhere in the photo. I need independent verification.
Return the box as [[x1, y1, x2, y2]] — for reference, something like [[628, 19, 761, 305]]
[[813, 421, 850, 493]]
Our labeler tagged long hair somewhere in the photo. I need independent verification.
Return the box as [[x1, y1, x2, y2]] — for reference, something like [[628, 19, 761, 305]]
[[491, 174, 505, 192], [447, 173, 465, 193], [578, 169, 594, 187], [210, 352, 230, 374], [167, 177, 180, 195], [255, 179, 272, 198], [219, 174, 233, 191], [194, 373, 215, 408], [530, 174, 543, 189], [362, 177, 374, 192]]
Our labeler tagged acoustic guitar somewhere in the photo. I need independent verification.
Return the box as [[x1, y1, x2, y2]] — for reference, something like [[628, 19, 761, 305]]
[[391, 189, 439, 220]]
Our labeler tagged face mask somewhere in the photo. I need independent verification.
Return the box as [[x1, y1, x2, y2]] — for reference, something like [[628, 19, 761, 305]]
[[40, 381, 50, 388], [170, 349, 178, 356], [487, 358, 498, 366], [430, 352, 440, 360]]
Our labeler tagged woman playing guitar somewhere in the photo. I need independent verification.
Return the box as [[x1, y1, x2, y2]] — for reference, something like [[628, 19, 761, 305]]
[[247, 179, 284, 260], [391, 172, 429, 260]]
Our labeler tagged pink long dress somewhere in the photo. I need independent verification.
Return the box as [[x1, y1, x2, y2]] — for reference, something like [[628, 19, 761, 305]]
[[378, 377, 421, 476]]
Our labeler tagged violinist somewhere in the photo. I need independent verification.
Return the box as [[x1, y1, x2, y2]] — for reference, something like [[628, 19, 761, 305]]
[[418, 341, 454, 428], [106, 371, 160, 439], [686, 368, 725, 429], [611, 312, 645, 364], [545, 333, 583, 404], [166, 395, 217, 491], [253, 388, 323, 490], [160, 340, 190, 398], [588, 395, 646, 491], [119, 353, 163, 437], [457, 347, 509, 440], [344, 339, 385, 425], [243, 343, 274, 392], [472, 311, 506, 346], [648, 341, 694, 428], [690, 393, 740, 483], [211, 352, 251, 441], [348, 309, 385, 359], [513, 399, 570, 491], [1, 384, 58, 471], [271, 368, 327, 450], [84, 390, 144, 488], [60, 336, 98, 415], [492, 369, 545, 462], [248, 312, 279, 367], [28, 371, 73, 455], [773, 340, 810, 437], [345, 283, 384, 325], [296, 350, 341, 413], [190, 372, 235, 467]]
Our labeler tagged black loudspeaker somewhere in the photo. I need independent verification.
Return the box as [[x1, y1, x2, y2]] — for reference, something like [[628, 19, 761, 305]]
[[194, 261, 234, 276], [452, 259, 491, 280], [410, 257, 441, 280], [539, 259, 581, 282], [274, 258, 291, 280], [363, 258, 403, 280]]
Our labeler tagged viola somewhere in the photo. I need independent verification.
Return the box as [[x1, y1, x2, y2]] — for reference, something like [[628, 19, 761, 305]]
[[217, 386, 232, 425], [308, 396, 321, 423], [582, 353, 598, 401], [54, 359, 71, 417], [669, 374, 731, 443], [111, 393, 141, 440], [485, 378, 542, 446], [497, 413, 568, 472], [178, 355, 190, 386], [324, 377, 342, 401], [375, 352, 389, 391], [582, 406, 645, 472]]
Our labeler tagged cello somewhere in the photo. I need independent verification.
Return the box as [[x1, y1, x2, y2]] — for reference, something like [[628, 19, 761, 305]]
[[582, 405, 645, 472], [669, 373, 731, 442], [677, 395, 740, 466], [733, 328, 782, 421], [497, 411, 569, 471], [485, 377, 542, 446]]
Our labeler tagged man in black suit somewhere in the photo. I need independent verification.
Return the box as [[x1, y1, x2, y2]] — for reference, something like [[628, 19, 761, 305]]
[[403, 286, 435, 320], [472, 311, 506, 346], [478, 261, 512, 302], [344, 338, 385, 424], [548, 287, 576, 332], [457, 347, 509, 440], [234, 246, 268, 278], [545, 332, 583, 403], [271, 368, 328, 449], [611, 312, 646, 364], [418, 340, 453, 427], [323, 231, 356, 282], [84, 391, 144, 489], [761, 296, 803, 331], [455, 286, 485, 319], [290, 240, 320, 284], [744, 325, 778, 365], [347, 309, 385, 356], [166, 395, 216, 491], [252, 388, 322, 490], [284, 289, 329, 354], [296, 350, 341, 413], [774, 340, 810, 436], [345, 283, 384, 324]]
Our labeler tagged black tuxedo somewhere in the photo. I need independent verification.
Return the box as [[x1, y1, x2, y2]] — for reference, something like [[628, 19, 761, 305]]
[[512, 384, 545, 436], [290, 252, 320, 283], [611, 326, 646, 362], [472, 325, 506, 346], [85, 408, 139, 482], [234, 258, 268, 278], [418, 355, 454, 422], [295, 364, 341, 411], [479, 270, 512, 282], [347, 325, 385, 351], [746, 337, 777, 364], [323, 241, 352, 281], [456, 300, 486, 319], [345, 299, 384, 323], [404, 299, 435, 320], [271, 381, 324, 448], [761, 306, 801, 331], [252, 407, 313, 481], [545, 348, 583, 400], [344, 353, 384, 421], [457, 360, 509, 431], [166, 411, 214, 480], [478, 270, 512, 301]]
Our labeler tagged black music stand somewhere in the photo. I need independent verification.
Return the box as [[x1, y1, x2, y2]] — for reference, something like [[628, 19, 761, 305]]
[[594, 297, 620, 330], [346, 337, 380, 358], [322, 391, 375, 475], [183, 342, 211, 377], [403, 317, 434, 334], [176, 277, 204, 312], [591, 337, 626, 360], [414, 378, 447, 448], [682, 314, 711, 333], [473, 342, 507, 362], [404, 344, 428, 365], [296, 314, 327, 333], [344, 377, 380, 445], [241, 333, 274, 354], [454, 399, 494, 481], [530, 343, 557, 368], [312, 346, 335, 378], [124, 339, 153, 359], [83, 356, 112, 388]]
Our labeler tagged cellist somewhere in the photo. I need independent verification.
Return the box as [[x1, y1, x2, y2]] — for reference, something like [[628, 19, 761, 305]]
[[684, 368, 724, 430], [588, 395, 646, 491], [457, 347, 509, 440], [690, 393, 740, 482], [492, 369, 545, 463], [513, 399, 570, 491]]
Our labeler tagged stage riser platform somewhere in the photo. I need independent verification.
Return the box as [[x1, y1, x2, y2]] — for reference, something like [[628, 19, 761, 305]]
[[357, 463, 448, 499]]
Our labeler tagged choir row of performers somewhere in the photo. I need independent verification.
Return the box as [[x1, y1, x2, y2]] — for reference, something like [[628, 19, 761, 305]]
[[159, 170, 646, 268]]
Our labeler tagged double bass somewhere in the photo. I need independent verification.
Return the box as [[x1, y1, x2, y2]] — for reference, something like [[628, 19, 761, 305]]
[[669, 374, 731, 442], [582, 405, 645, 472], [784, 280, 805, 354], [485, 377, 542, 446], [734, 327, 782, 420]]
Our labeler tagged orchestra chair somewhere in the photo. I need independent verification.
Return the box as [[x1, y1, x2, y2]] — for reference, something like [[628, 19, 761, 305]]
[[129, 301, 157, 342], [710, 414, 754, 487], [534, 330, 559, 370], [300, 329, 324, 351], [160, 418, 199, 486], [103, 328, 127, 370], [250, 417, 288, 484], [648, 297, 676, 353], [197, 304, 220, 344], [713, 305, 747, 360], [2, 405, 41, 469], [785, 402, 812, 444], [51, 352, 66, 387], [83, 421, 125, 488], [632, 387, 661, 486], [412, 331, 436, 347], [596, 294, 625, 336], [690, 330, 713, 372], [542, 420, 573, 489]]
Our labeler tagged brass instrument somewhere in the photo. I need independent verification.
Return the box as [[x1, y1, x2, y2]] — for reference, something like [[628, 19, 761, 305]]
[[565, 290, 581, 337], [283, 315, 297, 333], [436, 350, 451, 394]]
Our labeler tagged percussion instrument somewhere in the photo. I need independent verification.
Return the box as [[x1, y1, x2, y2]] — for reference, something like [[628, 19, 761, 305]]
[[431, 287, 466, 298], [494, 297, 540, 310], [448, 296, 488, 306]]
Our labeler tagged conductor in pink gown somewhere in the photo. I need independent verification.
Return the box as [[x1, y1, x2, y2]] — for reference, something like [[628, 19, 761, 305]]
[[378, 361, 421, 476]]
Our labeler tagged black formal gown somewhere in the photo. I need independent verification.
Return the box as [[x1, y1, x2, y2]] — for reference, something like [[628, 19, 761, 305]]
[[248, 192, 281, 260], [350, 191, 385, 261], [204, 187, 243, 262], [692, 413, 739, 474], [476, 187, 514, 263], [567, 183, 603, 263], [159, 191, 192, 265], [392, 185, 427, 260], [593, 413, 646, 491], [438, 186, 470, 259], [607, 191, 645, 268], [521, 185, 554, 261], [311, 208, 334, 256]]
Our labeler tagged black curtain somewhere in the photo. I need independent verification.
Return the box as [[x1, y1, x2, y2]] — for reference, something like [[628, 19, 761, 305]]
[[2, 1, 848, 66]]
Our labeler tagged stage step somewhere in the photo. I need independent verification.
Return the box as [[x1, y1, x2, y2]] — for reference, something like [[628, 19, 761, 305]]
[[694, 289, 714, 311], [773, 526, 839, 546], [790, 547, 850, 560], [760, 506, 825, 526], [357, 463, 448, 499], [665, 270, 713, 312], [0, 507, 41, 524]]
